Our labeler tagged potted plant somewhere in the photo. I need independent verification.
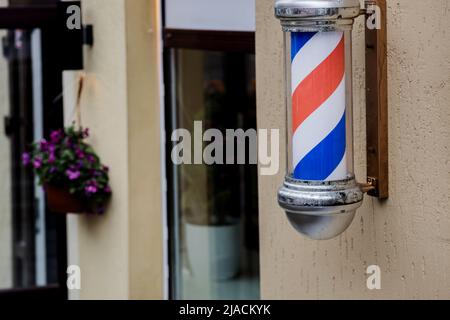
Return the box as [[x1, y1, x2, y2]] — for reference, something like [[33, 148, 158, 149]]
[[183, 167, 241, 281], [22, 125, 111, 214], [182, 79, 242, 281]]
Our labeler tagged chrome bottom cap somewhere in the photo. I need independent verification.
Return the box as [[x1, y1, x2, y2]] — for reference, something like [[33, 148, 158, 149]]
[[278, 175, 363, 240]]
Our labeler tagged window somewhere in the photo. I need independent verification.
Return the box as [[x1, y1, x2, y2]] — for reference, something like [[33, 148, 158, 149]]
[[0, 0, 67, 299], [164, 27, 259, 299]]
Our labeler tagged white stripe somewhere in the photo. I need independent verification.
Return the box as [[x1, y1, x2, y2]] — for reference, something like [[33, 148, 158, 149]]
[[291, 31, 344, 93], [326, 152, 348, 181], [292, 75, 346, 168]]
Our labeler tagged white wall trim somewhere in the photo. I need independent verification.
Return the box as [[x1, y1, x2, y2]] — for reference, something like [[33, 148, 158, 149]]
[[165, 0, 255, 31]]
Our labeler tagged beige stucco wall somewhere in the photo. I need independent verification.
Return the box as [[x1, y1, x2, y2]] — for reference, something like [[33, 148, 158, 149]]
[[257, 0, 450, 299], [65, 0, 164, 299], [0, 0, 12, 290]]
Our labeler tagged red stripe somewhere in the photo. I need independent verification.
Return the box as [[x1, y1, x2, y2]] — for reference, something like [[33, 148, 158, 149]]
[[292, 35, 345, 133]]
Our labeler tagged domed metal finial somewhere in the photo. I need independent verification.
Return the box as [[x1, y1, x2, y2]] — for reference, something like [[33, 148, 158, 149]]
[[275, 0, 361, 32], [278, 175, 363, 240]]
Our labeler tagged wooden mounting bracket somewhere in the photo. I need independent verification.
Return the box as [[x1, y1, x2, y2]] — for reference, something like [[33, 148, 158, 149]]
[[365, 0, 389, 199]]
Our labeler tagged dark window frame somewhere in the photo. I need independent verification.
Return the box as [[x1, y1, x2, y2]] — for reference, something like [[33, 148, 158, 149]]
[[163, 28, 255, 54], [163, 23, 256, 299], [0, 0, 68, 300]]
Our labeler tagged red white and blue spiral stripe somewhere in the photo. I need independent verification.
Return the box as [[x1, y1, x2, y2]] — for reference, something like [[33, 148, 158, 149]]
[[291, 31, 347, 181]]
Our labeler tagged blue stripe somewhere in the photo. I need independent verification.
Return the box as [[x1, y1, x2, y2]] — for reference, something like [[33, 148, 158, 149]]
[[291, 32, 316, 61], [294, 113, 346, 181]]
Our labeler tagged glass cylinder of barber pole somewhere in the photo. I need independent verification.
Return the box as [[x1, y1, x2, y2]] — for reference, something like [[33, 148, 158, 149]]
[[283, 7, 356, 181], [275, 0, 364, 240]]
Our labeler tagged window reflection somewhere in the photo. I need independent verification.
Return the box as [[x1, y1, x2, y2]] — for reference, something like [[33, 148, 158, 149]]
[[0, 27, 65, 293], [170, 49, 259, 300]]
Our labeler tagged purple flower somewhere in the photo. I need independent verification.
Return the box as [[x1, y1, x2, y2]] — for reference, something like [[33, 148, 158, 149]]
[[76, 161, 84, 169], [102, 165, 109, 172], [48, 152, 56, 164], [49, 166, 57, 174], [85, 185, 98, 194], [40, 139, 49, 152], [87, 155, 96, 164], [66, 138, 75, 149], [76, 148, 85, 159], [50, 130, 63, 143], [104, 186, 112, 194], [48, 144, 56, 154], [82, 128, 90, 138], [85, 180, 98, 195], [66, 169, 81, 180], [22, 153, 31, 166], [47, 144, 57, 164], [33, 157, 42, 169]]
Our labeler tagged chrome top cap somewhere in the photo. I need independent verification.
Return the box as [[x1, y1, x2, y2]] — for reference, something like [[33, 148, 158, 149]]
[[275, 0, 361, 10], [275, 0, 361, 31]]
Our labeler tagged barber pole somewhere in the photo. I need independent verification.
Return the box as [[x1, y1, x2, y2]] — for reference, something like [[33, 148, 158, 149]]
[[276, 0, 364, 240], [291, 31, 347, 181]]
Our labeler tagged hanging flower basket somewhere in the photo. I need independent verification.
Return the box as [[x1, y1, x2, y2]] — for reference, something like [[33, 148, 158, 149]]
[[44, 184, 90, 214], [23, 125, 112, 215]]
